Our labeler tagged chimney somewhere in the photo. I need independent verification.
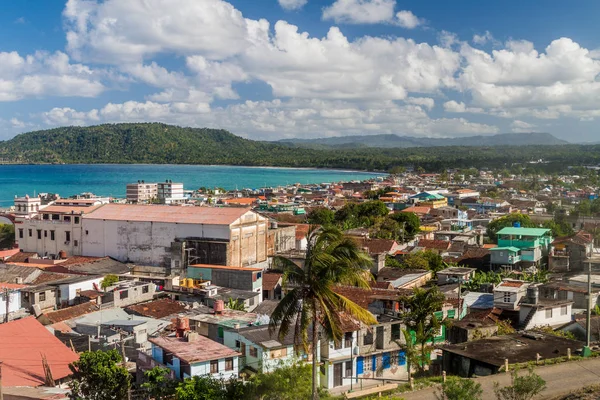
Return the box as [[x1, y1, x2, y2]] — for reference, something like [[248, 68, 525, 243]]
[[213, 300, 225, 315]]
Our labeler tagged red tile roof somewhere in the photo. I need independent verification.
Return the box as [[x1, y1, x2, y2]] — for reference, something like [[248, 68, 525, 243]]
[[262, 272, 282, 291], [4, 252, 38, 263], [0, 317, 78, 387], [149, 336, 240, 364], [417, 239, 451, 251], [0, 283, 26, 290], [40, 302, 100, 324], [499, 280, 526, 288], [126, 299, 187, 319], [0, 248, 20, 260], [402, 206, 431, 215]]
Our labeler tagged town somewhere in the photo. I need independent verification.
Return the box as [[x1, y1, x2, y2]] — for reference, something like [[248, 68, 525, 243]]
[[1, 167, 600, 400]]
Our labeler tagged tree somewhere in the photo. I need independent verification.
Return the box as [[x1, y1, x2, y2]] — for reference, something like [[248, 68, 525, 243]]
[[493, 367, 546, 400], [0, 224, 14, 249], [400, 287, 445, 375], [175, 375, 227, 400], [400, 250, 443, 273], [269, 226, 377, 400], [307, 207, 335, 226], [389, 212, 420, 242], [435, 377, 483, 400], [226, 298, 246, 311], [68, 350, 130, 400], [245, 362, 317, 400], [100, 274, 119, 291], [141, 367, 177, 400], [487, 214, 536, 242]]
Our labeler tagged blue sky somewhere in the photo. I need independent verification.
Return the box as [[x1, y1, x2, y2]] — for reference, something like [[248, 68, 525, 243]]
[[1, 0, 600, 142]]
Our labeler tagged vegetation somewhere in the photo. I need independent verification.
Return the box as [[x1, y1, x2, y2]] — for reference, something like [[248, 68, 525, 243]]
[[493, 367, 546, 400], [463, 270, 549, 291], [68, 350, 131, 400], [400, 286, 445, 375], [435, 377, 483, 400], [0, 224, 14, 249], [226, 298, 246, 311], [3, 123, 600, 172], [269, 226, 376, 399], [141, 363, 325, 400], [486, 214, 536, 242], [306, 207, 335, 226], [398, 251, 444, 274], [100, 274, 119, 291]]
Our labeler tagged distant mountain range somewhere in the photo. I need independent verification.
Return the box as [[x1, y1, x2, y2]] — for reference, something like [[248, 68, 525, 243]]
[[278, 132, 569, 149]]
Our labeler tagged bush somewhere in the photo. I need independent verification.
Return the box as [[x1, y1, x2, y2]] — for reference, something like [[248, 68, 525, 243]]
[[435, 377, 483, 400]]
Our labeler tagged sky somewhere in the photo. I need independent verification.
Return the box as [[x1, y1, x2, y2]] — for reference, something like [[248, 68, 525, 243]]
[[1, 0, 600, 142]]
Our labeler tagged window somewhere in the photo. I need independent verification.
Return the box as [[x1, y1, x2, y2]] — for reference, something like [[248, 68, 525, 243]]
[[39, 292, 46, 302], [561, 305, 568, 316], [28, 229, 32, 237], [235, 340, 241, 349], [363, 331, 373, 345], [51, 214, 59, 221], [249, 346, 258, 358], [74, 240, 78, 247], [545, 308, 553, 319], [210, 360, 219, 374], [249, 297, 255, 306], [37, 230, 42, 239], [18, 229, 23, 239], [225, 358, 234, 371], [503, 292, 512, 303], [163, 351, 174, 365], [345, 361, 352, 377], [65, 231, 71, 242], [390, 352, 398, 365], [50, 231, 55, 241], [363, 356, 372, 372], [74, 217, 80, 224], [44, 230, 47, 238], [120, 290, 129, 300], [142, 285, 149, 294], [344, 332, 353, 348], [391, 324, 401, 340], [63, 216, 71, 223]]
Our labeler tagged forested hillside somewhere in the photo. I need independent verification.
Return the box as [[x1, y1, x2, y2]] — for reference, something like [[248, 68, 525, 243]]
[[0, 123, 598, 172]]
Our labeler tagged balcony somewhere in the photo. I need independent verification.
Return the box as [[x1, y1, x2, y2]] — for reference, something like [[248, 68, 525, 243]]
[[29, 219, 72, 225]]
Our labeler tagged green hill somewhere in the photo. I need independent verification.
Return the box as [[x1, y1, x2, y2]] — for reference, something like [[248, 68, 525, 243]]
[[0, 123, 597, 173]]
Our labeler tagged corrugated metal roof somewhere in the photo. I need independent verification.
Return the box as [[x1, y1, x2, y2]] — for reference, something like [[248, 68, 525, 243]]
[[497, 227, 551, 236], [149, 336, 240, 364], [85, 204, 258, 225]]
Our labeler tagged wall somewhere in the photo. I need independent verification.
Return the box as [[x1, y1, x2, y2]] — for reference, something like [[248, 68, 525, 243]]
[[16, 214, 84, 257], [521, 303, 572, 329], [112, 283, 156, 308], [0, 290, 21, 316], [21, 288, 57, 311], [59, 277, 103, 305], [189, 357, 238, 380]]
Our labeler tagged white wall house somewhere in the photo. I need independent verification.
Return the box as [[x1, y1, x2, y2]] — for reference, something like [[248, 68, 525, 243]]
[[149, 335, 240, 381], [493, 280, 529, 310], [55, 276, 103, 306], [519, 301, 573, 330], [0, 284, 23, 318]]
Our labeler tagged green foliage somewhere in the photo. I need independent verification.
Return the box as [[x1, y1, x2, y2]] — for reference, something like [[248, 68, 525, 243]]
[[3, 123, 600, 172], [389, 212, 421, 242], [464, 270, 549, 292], [269, 226, 376, 399], [226, 298, 246, 311], [175, 375, 228, 400], [399, 250, 443, 273], [0, 224, 14, 250], [244, 362, 319, 400], [435, 377, 483, 400], [493, 367, 546, 400], [141, 367, 177, 400], [487, 214, 536, 242], [68, 350, 130, 400], [533, 325, 576, 340], [100, 274, 119, 291], [307, 207, 335, 226]]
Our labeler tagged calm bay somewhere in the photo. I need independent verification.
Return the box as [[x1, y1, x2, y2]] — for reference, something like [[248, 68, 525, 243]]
[[0, 164, 380, 207]]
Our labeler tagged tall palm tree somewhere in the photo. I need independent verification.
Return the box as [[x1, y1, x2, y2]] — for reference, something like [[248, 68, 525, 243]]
[[269, 226, 377, 400]]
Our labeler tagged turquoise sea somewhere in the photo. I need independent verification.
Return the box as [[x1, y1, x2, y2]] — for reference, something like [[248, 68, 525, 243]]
[[0, 164, 381, 207]]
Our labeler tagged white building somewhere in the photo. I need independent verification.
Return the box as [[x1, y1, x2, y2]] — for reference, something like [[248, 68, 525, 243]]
[[126, 181, 158, 204], [157, 181, 185, 204], [54, 275, 104, 306], [518, 285, 573, 329], [0, 283, 23, 319], [15, 203, 101, 258], [13, 195, 42, 218], [493, 279, 530, 310], [81, 204, 269, 268]]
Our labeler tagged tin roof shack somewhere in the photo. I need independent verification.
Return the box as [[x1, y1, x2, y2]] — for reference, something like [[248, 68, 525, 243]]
[[148, 334, 240, 381], [441, 332, 583, 377], [376, 268, 432, 289], [437, 267, 476, 286]]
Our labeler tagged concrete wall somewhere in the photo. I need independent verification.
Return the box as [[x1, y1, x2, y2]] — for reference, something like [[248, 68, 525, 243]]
[[111, 283, 156, 308], [520, 303, 572, 329], [59, 277, 103, 306], [0, 290, 21, 316], [16, 216, 84, 257], [22, 288, 57, 311]]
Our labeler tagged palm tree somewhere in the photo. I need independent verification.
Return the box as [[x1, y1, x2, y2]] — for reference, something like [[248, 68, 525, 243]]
[[226, 298, 246, 311], [269, 226, 377, 400]]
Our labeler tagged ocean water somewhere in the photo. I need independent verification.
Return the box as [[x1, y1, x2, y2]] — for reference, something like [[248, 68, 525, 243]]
[[0, 164, 380, 207]]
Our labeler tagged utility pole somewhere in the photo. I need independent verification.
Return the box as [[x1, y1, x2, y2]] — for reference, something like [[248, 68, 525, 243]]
[[4, 288, 10, 324], [584, 261, 593, 356]]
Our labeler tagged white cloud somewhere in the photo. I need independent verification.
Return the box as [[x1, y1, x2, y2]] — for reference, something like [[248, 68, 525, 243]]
[[406, 97, 434, 110], [396, 10, 422, 29], [322, 0, 396, 24], [472, 31, 494, 45], [278, 0, 307, 11], [510, 120, 537, 133], [443, 100, 484, 114], [0, 50, 105, 101]]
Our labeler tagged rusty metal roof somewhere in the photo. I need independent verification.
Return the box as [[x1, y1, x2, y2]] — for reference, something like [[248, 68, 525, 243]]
[[149, 336, 240, 364]]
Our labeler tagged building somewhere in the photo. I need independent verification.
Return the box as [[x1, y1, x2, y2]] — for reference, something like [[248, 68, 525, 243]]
[[493, 279, 529, 311], [126, 181, 158, 203], [376, 268, 432, 289], [13, 194, 42, 218], [549, 231, 594, 273], [148, 334, 240, 380], [0, 282, 24, 320], [157, 181, 186, 204], [15, 203, 101, 258], [410, 192, 448, 209], [81, 204, 269, 269], [437, 267, 476, 285], [518, 285, 573, 330], [0, 317, 79, 387], [491, 227, 552, 270], [441, 332, 582, 377]]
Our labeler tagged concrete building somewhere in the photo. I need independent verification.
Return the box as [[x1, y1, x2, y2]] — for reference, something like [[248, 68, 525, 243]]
[[81, 204, 268, 269], [13, 195, 42, 218], [493, 279, 529, 311], [103, 280, 156, 308], [491, 227, 553, 270], [126, 181, 158, 204], [157, 181, 185, 204], [549, 231, 594, 273], [0, 283, 24, 319], [15, 203, 100, 258]]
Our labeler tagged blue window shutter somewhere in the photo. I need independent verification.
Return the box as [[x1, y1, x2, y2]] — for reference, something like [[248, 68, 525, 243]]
[[372, 355, 376, 371], [356, 357, 364, 375], [382, 352, 391, 369], [399, 351, 406, 366]]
